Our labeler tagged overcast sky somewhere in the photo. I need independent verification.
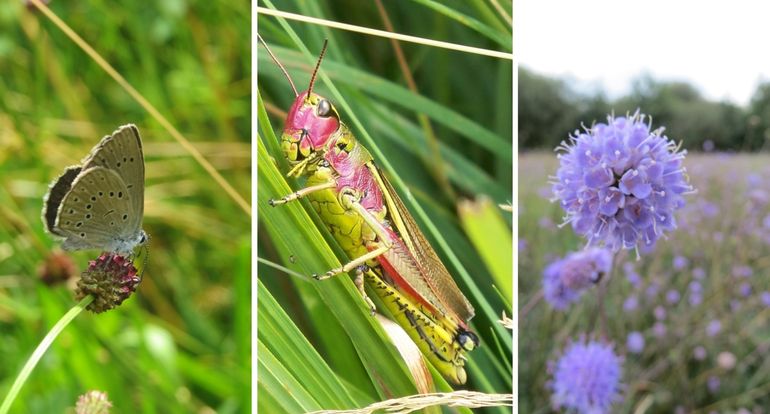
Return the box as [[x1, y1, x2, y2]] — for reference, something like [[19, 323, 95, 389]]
[[517, 0, 770, 106]]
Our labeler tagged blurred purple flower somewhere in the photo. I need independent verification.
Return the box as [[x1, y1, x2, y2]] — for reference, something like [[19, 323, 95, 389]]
[[689, 281, 703, 294], [666, 289, 681, 304], [763, 214, 770, 229], [689, 292, 703, 307], [692, 267, 706, 280], [550, 338, 622, 414], [706, 320, 721, 337], [543, 248, 613, 310], [739, 282, 752, 297], [702, 140, 715, 152], [653, 322, 666, 338], [707, 376, 720, 393], [538, 185, 553, 199], [673, 255, 689, 270], [551, 112, 693, 252], [700, 201, 719, 218], [654, 306, 667, 321], [646, 281, 660, 299], [627, 331, 644, 354], [761, 291, 770, 307], [693, 346, 707, 361], [732, 265, 753, 278], [731, 299, 742, 312], [623, 295, 639, 312], [748, 189, 769, 208], [518, 238, 528, 252], [538, 217, 555, 229], [626, 271, 641, 287]]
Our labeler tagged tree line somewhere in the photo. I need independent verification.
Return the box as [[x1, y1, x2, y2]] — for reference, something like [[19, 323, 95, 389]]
[[519, 67, 770, 152]]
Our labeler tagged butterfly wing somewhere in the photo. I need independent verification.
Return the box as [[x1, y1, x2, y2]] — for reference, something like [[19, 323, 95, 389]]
[[53, 166, 136, 251], [43, 166, 82, 236], [81, 124, 144, 231]]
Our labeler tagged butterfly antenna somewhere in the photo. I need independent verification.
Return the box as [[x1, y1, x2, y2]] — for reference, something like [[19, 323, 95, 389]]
[[257, 34, 298, 97], [306, 39, 329, 100]]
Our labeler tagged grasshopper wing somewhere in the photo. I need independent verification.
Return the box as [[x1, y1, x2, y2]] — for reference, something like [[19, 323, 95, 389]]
[[370, 164, 475, 324]]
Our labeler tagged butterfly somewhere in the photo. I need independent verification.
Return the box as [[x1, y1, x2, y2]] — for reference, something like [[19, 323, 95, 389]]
[[43, 124, 147, 255]]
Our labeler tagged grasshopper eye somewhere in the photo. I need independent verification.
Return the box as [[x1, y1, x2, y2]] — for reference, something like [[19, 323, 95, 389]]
[[317, 99, 332, 117]]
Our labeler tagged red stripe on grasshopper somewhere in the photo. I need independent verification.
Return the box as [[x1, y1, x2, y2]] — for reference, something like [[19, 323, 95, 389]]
[[374, 228, 444, 320]]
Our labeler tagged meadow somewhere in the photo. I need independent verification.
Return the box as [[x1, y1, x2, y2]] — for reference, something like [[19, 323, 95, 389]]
[[520, 151, 770, 413], [0, 1, 250, 412]]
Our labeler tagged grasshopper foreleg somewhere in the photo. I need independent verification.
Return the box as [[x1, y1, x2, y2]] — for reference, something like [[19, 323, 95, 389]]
[[312, 243, 389, 280], [269, 181, 336, 206], [313, 191, 396, 280]]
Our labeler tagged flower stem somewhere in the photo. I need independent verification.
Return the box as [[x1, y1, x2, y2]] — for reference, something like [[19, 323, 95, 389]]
[[519, 289, 543, 323], [0, 295, 94, 414]]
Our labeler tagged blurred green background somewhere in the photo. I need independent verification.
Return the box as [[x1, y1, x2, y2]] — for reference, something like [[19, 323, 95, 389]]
[[0, 1, 250, 413], [258, 0, 512, 412]]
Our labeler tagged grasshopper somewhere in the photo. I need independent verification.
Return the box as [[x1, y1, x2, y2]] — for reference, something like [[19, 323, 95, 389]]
[[261, 38, 478, 384]]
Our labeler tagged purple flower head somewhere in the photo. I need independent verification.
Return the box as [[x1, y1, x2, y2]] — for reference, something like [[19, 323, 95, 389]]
[[692, 267, 706, 280], [552, 112, 693, 253], [666, 289, 681, 304], [700, 201, 719, 218], [75, 252, 142, 313], [653, 322, 667, 338], [761, 291, 770, 307], [689, 292, 703, 307], [626, 271, 641, 287], [646, 281, 660, 299], [627, 331, 645, 354], [673, 255, 689, 270], [549, 338, 622, 414], [623, 295, 639, 313], [706, 319, 721, 337], [739, 282, 752, 298], [707, 376, 720, 393], [693, 346, 707, 361], [732, 265, 753, 278], [654, 306, 667, 321], [543, 248, 613, 310]]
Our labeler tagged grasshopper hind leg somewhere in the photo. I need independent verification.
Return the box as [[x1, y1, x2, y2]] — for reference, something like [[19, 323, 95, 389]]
[[355, 265, 376, 316]]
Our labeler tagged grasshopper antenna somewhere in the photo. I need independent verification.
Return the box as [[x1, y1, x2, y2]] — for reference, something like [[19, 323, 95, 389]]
[[257, 34, 298, 97], [306, 39, 328, 100]]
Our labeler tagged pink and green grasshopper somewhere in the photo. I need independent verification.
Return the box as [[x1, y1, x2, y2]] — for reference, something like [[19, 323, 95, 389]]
[[262, 38, 478, 384]]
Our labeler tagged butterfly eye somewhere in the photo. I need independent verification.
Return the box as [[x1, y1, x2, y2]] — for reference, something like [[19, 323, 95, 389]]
[[317, 99, 332, 117]]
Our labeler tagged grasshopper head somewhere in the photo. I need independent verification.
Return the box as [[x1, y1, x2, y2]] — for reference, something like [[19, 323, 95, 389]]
[[281, 91, 340, 165]]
